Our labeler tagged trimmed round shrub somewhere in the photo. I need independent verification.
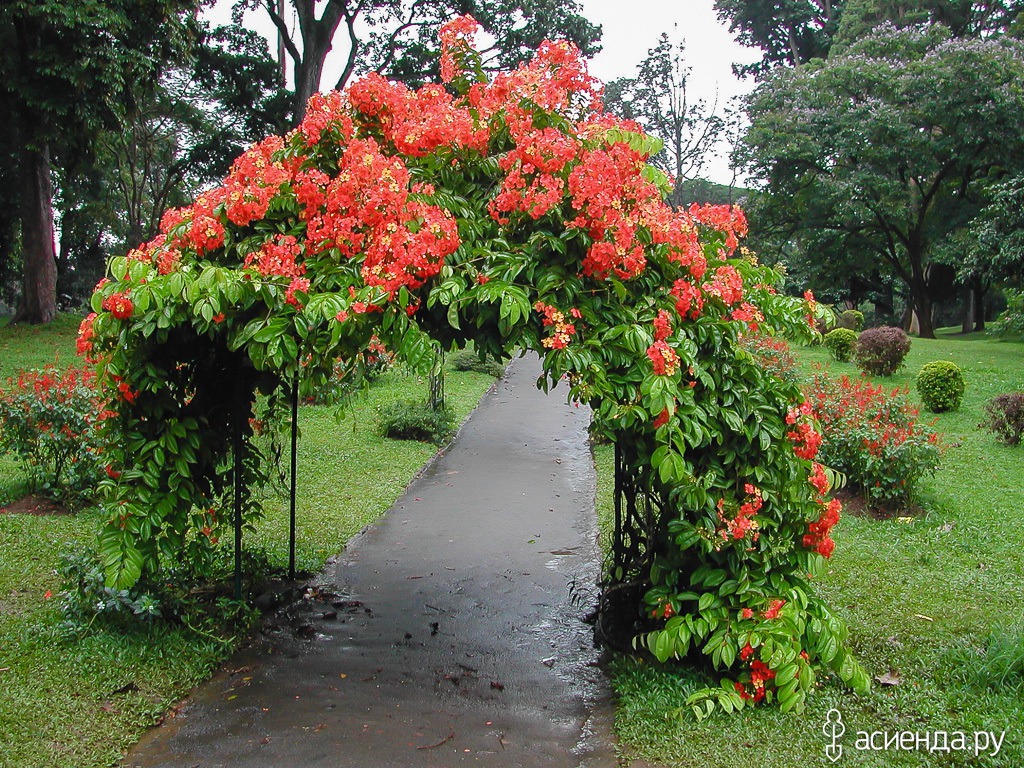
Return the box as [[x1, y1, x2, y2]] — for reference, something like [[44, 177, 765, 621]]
[[853, 326, 911, 376], [916, 361, 966, 413], [823, 328, 858, 362], [838, 309, 864, 331], [983, 393, 1024, 445]]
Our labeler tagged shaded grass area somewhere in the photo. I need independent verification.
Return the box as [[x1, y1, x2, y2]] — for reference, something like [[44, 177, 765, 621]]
[[601, 330, 1024, 767], [0, 316, 500, 768]]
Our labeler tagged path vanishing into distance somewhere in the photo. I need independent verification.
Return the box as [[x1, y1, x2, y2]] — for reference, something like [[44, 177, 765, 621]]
[[124, 354, 624, 768]]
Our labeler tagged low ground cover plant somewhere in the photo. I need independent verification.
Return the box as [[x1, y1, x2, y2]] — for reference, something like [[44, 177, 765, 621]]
[[853, 325, 911, 376], [450, 348, 507, 377], [806, 370, 940, 509], [379, 398, 456, 444], [916, 360, 966, 412]]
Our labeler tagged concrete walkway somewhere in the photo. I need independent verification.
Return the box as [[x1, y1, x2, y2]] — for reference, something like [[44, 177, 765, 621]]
[[124, 355, 620, 768]]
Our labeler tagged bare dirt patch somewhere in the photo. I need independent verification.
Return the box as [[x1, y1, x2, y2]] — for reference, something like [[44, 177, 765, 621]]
[[835, 489, 926, 520], [0, 494, 71, 516]]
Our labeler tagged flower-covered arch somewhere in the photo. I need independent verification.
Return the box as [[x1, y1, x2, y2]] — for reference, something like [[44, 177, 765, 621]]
[[81, 17, 869, 713]]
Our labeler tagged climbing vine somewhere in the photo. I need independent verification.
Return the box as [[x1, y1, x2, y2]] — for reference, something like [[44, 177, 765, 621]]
[[82, 16, 869, 713]]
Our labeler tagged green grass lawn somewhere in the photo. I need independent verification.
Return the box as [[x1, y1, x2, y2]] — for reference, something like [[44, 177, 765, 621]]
[[0, 315, 499, 768], [602, 329, 1024, 767]]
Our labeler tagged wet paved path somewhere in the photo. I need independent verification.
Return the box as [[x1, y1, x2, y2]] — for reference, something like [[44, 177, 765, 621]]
[[124, 355, 620, 768]]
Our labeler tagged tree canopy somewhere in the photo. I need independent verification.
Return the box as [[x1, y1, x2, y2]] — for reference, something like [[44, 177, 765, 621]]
[[739, 25, 1024, 335]]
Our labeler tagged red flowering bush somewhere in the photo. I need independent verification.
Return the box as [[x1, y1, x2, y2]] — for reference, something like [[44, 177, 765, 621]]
[[739, 332, 798, 383], [983, 393, 1024, 445], [806, 371, 940, 509], [0, 365, 109, 501], [853, 325, 911, 376], [81, 16, 866, 715]]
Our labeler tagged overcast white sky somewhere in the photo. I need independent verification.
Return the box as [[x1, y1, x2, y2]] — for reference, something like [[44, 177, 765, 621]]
[[205, 0, 758, 183]]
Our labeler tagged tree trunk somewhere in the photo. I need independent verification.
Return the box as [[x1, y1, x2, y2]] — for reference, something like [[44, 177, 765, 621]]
[[292, 51, 327, 123], [961, 284, 974, 334], [973, 285, 986, 332], [906, 242, 935, 338], [12, 142, 57, 325]]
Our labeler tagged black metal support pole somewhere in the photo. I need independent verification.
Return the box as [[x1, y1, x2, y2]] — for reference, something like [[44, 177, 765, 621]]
[[233, 367, 244, 600], [289, 368, 299, 580], [613, 441, 623, 575]]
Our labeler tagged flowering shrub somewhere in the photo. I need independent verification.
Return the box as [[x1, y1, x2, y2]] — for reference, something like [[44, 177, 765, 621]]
[[739, 332, 798, 384], [823, 328, 857, 362], [0, 365, 108, 501], [853, 326, 911, 376], [807, 372, 940, 508], [982, 393, 1024, 445], [916, 361, 966, 413], [81, 17, 867, 714]]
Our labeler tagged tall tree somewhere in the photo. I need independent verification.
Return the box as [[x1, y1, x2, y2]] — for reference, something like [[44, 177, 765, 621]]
[[233, 0, 601, 121], [739, 26, 1024, 337], [714, 0, 843, 73], [0, 0, 195, 323], [715, 0, 1022, 74], [603, 33, 726, 208]]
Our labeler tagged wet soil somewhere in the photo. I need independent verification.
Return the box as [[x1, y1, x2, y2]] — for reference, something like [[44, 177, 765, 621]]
[[123, 355, 621, 768], [0, 494, 70, 516]]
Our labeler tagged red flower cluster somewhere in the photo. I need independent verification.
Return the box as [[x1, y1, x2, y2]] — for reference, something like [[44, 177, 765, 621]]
[[566, 143, 656, 279], [689, 203, 748, 257], [301, 138, 460, 293], [646, 340, 679, 376], [284, 277, 310, 308], [804, 498, 841, 558], [762, 598, 786, 620], [245, 234, 305, 278], [716, 484, 763, 542], [489, 127, 579, 223], [349, 74, 483, 157], [653, 309, 673, 341], [439, 14, 481, 85], [705, 265, 744, 306], [534, 301, 578, 349], [670, 278, 704, 320], [77, 313, 98, 362], [786, 401, 823, 460], [102, 292, 134, 320], [735, 644, 777, 703]]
